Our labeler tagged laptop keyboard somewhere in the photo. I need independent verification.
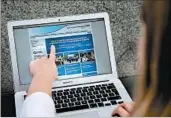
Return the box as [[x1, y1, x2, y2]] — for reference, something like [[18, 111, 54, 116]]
[[52, 83, 122, 113]]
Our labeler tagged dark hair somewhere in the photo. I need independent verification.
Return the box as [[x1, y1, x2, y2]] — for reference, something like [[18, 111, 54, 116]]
[[132, 1, 171, 116]]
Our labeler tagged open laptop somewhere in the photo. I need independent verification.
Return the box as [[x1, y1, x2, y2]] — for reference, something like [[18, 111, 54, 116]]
[[7, 12, 132, 117]]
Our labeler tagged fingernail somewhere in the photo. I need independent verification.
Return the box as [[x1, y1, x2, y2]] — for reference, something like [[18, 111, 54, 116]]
[[51, 45, 55, 49]]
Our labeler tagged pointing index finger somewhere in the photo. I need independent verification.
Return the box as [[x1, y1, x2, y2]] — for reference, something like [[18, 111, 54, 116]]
[[49, 45, 56, 62]]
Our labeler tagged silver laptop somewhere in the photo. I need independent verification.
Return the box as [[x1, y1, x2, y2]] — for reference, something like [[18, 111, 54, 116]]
[[7, 12, 132, 117]]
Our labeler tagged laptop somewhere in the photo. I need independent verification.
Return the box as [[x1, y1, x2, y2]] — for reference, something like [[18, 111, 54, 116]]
[[7, 12, 132, 117]]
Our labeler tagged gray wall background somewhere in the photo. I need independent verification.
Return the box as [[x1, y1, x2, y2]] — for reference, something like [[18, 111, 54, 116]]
[[1, 0, 143, 93]]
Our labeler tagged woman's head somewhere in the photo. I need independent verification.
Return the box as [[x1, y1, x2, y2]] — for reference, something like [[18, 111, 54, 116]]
[[133, 1, 171, 116]]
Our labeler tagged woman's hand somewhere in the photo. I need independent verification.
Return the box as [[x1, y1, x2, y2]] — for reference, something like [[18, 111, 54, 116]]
[[27, 45, 57, 96], [112, 102, 134, 117]]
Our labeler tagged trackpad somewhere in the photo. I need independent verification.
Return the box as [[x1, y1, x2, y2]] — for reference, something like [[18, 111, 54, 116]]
[[67, 111, 99, 118], [98, 107, 116, 117]]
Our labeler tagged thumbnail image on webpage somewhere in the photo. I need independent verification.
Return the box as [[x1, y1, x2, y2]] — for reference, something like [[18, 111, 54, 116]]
[[28, 22, 97, 80]]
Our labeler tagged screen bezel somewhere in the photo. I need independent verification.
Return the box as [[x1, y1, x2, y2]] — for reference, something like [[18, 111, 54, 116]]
[[7, 12, 118, 92]]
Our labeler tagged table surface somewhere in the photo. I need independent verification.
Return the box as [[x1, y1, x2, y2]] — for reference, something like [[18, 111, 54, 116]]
[[1, 76, 136, 117]]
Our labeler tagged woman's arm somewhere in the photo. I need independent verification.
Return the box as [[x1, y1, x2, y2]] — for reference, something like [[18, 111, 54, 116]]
[[28, 45, 57, 96], [20, 45, 57, 117], [20, 92, 56, 117]]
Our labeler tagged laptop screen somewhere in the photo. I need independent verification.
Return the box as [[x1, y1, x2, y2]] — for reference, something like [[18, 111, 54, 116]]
[[13, 18, 112, 85]]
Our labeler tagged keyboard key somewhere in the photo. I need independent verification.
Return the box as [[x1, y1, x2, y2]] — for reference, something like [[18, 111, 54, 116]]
[[71, 88, 76, 91], [61, 96, 67, 99], [101, 86, 106, 90], [98, 102, 104, 107], [70, 91, 75, 94], [93, 91, 99, 95], [106, 89, 111, 93], [105, 103, 111, 106], [55, 104, 61, 108], [111, 100, 117, 105], [90, 95, 95, 99], [95, 99, 100, 103], [77, 97, 83, 101], [102, 84, 107, 86], [77, 87, 82, 90], [108, 96, 121, 101], [74, 94, 80, 97], [52, 96, 55, 100], [108, 83, 114, 86], [68, 103, 74, 107], [63, 91, 69, 95], [80, 93, 86, 96], [101, 98, 107, 101], [81, 101, 87, 104], [64, 89, 69, 91], [62, 103, 67, 107], [57, 90, 63, 92], [24, 95, 26, 100], [109, 93, 115, 97], [95, 87, 100, 91], [75, 101, 81, 105], [57, 100, 63, 104], [111, 89, 117, 92], [109, 84, 116, 89], [70, 98, 76, 102], [82, 89, 87, 93], [96, 85, 101, 87], [55, 94, 59, 97], [118, 101, 123, 104], [52, 95, 55, 99], [76, 90, 82, 93], [90, 103, 97, 108], [52, 93, 56, 96], [107, 86, 114, 89], [102, 94, 108, 97], [83, 96, 89, 100], [64, 99, 70, 103], [90, 86, 95, 88], [55, 97, 61, 100], [114, 90, 120, 96], [56, 105, 89, 113], [88, 88, 94, 92], [96, 94, 102, 98], [87, 92, 92, 96], [54, 100, 57, 104], [68, 95, 73, 98], [83, 86, 89, 89], [88, 100, 94, 104], [57, 92, 63, 96], [99, 90, 105, 94], [52, 94, 56, 97]]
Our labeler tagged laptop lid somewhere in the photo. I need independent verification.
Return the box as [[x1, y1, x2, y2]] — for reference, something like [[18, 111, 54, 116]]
[[7, 12, 118, 92]]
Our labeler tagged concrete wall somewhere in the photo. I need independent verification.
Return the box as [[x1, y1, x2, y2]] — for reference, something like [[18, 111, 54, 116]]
[[1, 0, 143, 93]]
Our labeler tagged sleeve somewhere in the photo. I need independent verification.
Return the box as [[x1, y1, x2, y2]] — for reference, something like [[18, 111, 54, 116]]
[[20, 92, 56, 117]]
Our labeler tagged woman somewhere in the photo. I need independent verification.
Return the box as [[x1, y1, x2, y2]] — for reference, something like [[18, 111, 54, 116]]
[[20, 45, 57, 117], [113, 1, 171, 116], [21, 1, 171, 117]]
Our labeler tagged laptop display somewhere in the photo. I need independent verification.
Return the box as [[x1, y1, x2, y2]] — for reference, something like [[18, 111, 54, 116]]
[[13, 18, 112, 85]]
